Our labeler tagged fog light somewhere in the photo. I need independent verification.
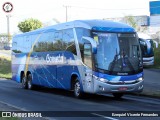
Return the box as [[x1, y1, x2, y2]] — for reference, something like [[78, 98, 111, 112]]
[[99, 86, 105, 91], [138, 85, 143, 90]]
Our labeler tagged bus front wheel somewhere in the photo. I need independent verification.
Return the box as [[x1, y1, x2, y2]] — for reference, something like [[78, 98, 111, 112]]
[[74, 80, 83, 98], [21, 75, 28, 89], [112, 93, 124, 99]]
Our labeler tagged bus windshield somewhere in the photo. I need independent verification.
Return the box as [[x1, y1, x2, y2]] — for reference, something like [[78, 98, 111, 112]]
[[139, 38, 154, 57], [93, 32, 143, 75]]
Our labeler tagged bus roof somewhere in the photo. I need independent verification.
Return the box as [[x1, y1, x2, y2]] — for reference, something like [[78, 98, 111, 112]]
[[15, 20, 135, 37], [78, 20, 135, 32]]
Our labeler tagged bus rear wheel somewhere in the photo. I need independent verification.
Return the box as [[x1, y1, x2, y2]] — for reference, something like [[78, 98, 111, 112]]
[[21, 75, 28, 89], [27, 74, 34, 90], [74, 80, 83, 98], [113, 93, 124, 99]]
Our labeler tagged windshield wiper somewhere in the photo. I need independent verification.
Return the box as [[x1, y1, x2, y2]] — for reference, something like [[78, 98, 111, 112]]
[[109, 49, 135, 74], [109, 48, 119, 72]]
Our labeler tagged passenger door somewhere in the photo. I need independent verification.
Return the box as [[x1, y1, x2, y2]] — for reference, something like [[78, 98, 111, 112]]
[[83, 43, 94, 93]]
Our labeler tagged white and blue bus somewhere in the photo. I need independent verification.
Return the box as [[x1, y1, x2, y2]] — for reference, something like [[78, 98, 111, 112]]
[[138, 33, 158, 66], [12, 20, 144, 98]]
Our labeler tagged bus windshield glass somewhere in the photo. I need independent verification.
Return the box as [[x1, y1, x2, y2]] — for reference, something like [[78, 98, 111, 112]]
[[93, 32, 142, 75], [139, 38, 154, 57]]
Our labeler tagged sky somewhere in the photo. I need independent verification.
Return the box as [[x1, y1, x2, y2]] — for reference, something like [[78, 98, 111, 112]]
[[0, 0, 152, 34]]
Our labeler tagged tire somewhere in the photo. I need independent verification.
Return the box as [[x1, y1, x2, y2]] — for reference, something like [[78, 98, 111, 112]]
[[113, 93, 124, 99], [21, 75, 28, 89], [27, 74, 34, 90], [74, 80, 83, 98]]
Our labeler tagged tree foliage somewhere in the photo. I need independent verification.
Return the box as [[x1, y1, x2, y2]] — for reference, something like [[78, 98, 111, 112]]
[[124, 16, 147, 32], [151, 31, 160, 43], [18, 18, 42, 33], [124, 16, 139, 30]]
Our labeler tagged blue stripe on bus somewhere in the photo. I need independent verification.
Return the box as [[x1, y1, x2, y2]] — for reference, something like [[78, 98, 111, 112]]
[[93, 71, 143, 81], [12, 51, 81, 90], [92, 27, 135, 33]]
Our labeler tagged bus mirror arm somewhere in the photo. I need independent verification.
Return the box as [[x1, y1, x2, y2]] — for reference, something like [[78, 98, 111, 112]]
[[82, 36, 97, 54]]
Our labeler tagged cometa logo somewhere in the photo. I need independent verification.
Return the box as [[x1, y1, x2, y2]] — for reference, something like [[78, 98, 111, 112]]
[[46, 54, 66, 64]]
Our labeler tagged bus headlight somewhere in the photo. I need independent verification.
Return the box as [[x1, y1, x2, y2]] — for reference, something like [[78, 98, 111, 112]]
[[92, 75, 109, 83], [98, 78, 109, 83], [137, 77, 144, 81]]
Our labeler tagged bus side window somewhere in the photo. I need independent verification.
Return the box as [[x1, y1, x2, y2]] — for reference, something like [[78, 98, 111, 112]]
[[16, 37, 23, 53], [63, 29, 77, 55], [83, 44, 92, 69], [53, 31, 63, 51]]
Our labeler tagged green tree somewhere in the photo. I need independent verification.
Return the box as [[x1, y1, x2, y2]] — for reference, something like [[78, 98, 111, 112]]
[[124, 16, 140, 31], [124, 16, 147, 32], [18, 18, 42, 33]]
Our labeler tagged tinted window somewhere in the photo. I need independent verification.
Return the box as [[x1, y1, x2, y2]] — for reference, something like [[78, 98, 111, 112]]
[[93, 32, 142, 75], [139, 38, 154, 57], [12, 38, 20, 53], [84, 44, 92, 68], [75, 28, 91, 44], [33, 29, 76, 54], [63, 29, 77, 55], [33, 31, 58, 52], [14, 29, 76, 54], [75, 28, 91, 57], [12, 36, 31, 53]]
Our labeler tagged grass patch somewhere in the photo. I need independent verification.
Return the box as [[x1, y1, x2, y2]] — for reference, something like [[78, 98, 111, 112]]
[[0, 55, 12, 79], [153, 44, 160, 69], [144, 44, 160, 69]]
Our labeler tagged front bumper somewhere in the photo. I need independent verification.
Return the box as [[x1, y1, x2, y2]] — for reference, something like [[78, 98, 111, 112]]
[[143, 57, 154, 66], [93, 79, 144, 94]]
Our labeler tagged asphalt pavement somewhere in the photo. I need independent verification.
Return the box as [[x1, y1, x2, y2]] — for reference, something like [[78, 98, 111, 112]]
[[0, 68, 160, 120], [0, 79, 160, 120], [141, 69, 160, 97]]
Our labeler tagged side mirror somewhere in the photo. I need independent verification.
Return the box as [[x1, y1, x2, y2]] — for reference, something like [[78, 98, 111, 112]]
[[82, 37, 97, 54], [83, 43, 92, 68]]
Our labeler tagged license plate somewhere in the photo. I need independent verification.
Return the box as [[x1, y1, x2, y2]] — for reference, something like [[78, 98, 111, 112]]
[[119, 87, 128, 91]]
